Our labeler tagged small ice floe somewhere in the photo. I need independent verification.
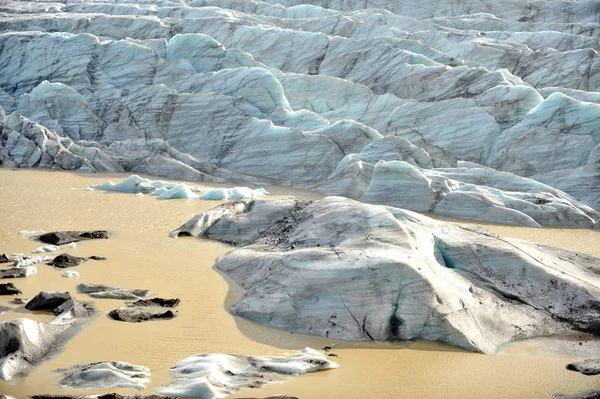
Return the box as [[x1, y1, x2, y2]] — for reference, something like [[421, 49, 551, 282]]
[[32, 245, 60, 253], [19, 230, 45, 236], [13, 255, 51, 268], [158, 347, 338, 398], [91, 175, 269, 201], [84, 187, 95, 192], [62, 271, 80, 278], [56, 361, 150, 389], [66, 243, 77, 249]]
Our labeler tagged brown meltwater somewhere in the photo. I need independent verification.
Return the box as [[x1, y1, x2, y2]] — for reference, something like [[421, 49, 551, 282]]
[[0, 168, 599, 399]]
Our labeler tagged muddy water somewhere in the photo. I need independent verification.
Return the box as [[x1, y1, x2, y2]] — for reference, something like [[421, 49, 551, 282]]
[[0, 168, 599, 399]]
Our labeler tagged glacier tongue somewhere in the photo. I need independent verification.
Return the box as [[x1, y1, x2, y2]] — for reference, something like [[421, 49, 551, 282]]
[[0, 0, 599, 227]]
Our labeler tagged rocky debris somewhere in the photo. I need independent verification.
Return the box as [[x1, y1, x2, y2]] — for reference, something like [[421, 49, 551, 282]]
[[130, 298, 180, 308], [554, 391, 600, 399], [13, 298, 27, 305], [56, 361, 150, 389], [0, 282, 21, 295], [108, 307, 177, 323], [172, 197, 600, 354], [77, 284, 150, 300], [48, 253, 106, 268], [0, 306, 11, 314], [25, 291, 72, 312], [0, 266, 37, 278], [0, 254, 9, 263], [158, 348, 337, 398], [13, 255, 51, 268], [37, 231, 109, 245], [566, 359, 600, 376], [0, 296, 97, 381]]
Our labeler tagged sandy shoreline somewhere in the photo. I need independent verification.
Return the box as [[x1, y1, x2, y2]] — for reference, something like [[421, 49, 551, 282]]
[[0, 168, 599, 398]]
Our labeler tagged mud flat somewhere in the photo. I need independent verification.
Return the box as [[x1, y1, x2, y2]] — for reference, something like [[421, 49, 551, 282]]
[[0, 168, 599, 399]]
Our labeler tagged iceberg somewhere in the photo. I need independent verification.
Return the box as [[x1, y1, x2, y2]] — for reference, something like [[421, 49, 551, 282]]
[[158, 348, 338, 398], [92, 175, 269, 200], [172, 197, 600, 354]]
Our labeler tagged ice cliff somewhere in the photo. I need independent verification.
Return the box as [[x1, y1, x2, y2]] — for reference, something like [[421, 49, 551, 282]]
[[0, 0, 599, 227]]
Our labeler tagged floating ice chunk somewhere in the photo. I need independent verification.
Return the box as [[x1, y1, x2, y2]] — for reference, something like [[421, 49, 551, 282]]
[[13, 255, 51, 268], [135, 193, 144, 197], [92, 175, 268, 201], [62, 271, 80, 278], [84, 188, 95, 192], [157, 184, 199, 200], [158, 348, 337, 398], [32, 245, 60, 253], [19, 230, 45, 236], [57, 361, 150, 389], [200, 187, 269, 200], [92, 175, 183, 194], [66, 243, 77, 249]]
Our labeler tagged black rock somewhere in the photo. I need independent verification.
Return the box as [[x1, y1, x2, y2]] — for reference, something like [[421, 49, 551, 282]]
[[0, 282, 21, 295], [554, 390, 600, 399], [37, 230, 109, 245], [566, 359, 600, 376], [77, 283, 150, 300], [108, 307, 178, 323], [25, 291, 72, 311], [0, 267, 34, 279], [48, 254, 88, 268], [131, 298, 180, 308], [0, 254, 10, 263], [48, 254, 107, 268]]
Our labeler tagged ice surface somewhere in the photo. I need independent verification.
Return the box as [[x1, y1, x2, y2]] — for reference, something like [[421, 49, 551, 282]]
[[158, 347, 338, 398], [172, 197, 600, 354], [0, 0, 599, 227], [92, 175, 269, 200], [57, 361, 150, 389], [32, 245, 60, 253]]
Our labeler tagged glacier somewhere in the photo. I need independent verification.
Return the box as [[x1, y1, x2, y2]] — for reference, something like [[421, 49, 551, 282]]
[[0, 0, 599, 227]]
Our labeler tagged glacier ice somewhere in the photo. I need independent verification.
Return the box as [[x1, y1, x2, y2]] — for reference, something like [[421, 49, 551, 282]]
[[0, 0, 599, 228], [92, 175, 269, 200], [172, 197, 600, 354], [158, 347, 338, 398], [32, 245, 60, 253], [0, 294, 97, 381], [56, 361, 150, 389]]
